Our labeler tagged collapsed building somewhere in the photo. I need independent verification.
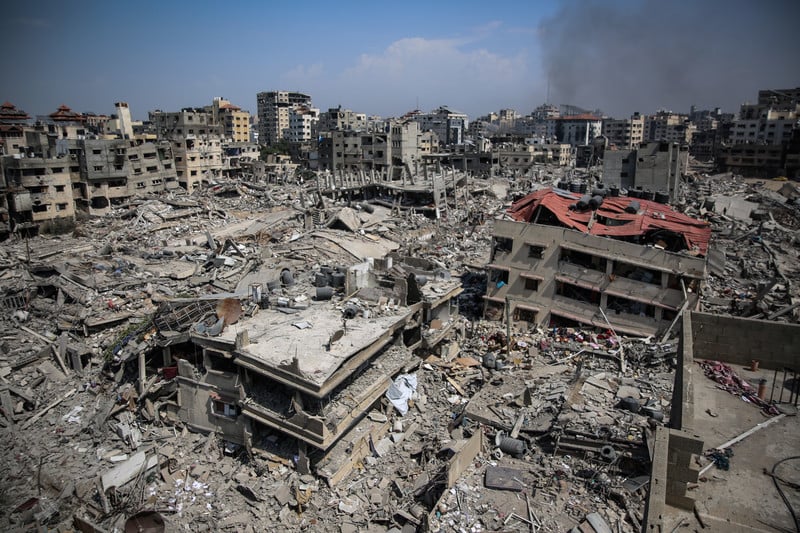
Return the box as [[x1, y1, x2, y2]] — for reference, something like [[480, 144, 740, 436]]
[[1, 153, 798, 532], [485, 187, 710, 337], [135, 232, 463, 466]]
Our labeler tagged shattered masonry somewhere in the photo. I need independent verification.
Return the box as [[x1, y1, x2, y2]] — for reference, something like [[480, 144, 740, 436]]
[[0, 116, 799, 532]]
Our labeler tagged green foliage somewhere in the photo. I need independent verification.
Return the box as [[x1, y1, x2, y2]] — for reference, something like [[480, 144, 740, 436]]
[[103, 315, 155, 362], [260, 140, 292, 158]]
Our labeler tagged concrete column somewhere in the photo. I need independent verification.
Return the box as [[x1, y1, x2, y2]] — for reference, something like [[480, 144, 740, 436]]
[[138, 351, 146, 396], [163, 345, 173, 366]]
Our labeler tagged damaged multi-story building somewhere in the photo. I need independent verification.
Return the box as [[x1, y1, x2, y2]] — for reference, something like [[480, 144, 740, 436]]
[[149, 108, 225, 191], [144, 246, 462, 462], [78, 137, 179, 214], [716, 86, 800, 179], [484, 187, 710, 337], [0, 101, 182, 227]]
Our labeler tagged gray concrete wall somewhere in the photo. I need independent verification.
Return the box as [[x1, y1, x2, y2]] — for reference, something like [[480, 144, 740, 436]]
[[487, 220, 706, 334], [690, 311, 800, 370], [602, 149, 635, 189]]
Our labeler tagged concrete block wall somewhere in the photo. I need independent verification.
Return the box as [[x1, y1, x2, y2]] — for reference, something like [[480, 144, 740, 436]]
[[644, 427, 704, 530], [670, 312, 697, 431], [665, 430, 703, 510], [690, 311, 800, 370]]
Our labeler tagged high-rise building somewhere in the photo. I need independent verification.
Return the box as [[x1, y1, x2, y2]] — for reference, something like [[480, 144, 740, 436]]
[[256, 91, 312, 145]]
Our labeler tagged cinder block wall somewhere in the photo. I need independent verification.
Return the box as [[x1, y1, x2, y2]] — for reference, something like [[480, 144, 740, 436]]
[[690, 311, 800, 369]]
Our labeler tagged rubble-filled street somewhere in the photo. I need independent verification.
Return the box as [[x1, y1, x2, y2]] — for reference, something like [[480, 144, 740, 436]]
[[1, 162, 798, 533]]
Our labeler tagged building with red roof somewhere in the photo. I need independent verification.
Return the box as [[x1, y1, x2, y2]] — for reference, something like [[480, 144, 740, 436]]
[[483, 187, 709, 337]]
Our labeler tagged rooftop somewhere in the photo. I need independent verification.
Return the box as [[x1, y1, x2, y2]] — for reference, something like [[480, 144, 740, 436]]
[[508, 187, 712, 255], [207, 299, 415, 395]]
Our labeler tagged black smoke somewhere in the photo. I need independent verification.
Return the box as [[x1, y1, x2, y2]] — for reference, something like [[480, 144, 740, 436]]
[[538, 0, 800, 117]]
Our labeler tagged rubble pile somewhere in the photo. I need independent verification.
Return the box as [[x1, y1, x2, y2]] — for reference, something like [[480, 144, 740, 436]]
[[684, 173, 800, 322], [0, 166, 797, 532]]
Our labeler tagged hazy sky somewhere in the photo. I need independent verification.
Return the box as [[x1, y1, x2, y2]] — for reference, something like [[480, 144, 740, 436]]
[[1, 0, 798, 121]]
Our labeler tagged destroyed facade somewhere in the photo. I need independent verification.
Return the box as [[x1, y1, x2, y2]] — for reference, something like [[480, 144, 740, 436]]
[[0, 85, 798, 533]]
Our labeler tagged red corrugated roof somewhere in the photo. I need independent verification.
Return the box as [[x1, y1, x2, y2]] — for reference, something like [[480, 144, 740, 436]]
[[507, 188, 711, 255]]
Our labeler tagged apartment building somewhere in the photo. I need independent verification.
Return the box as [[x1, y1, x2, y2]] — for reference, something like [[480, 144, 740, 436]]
[[413, 106, 469, 146], [256, 91, 312, 145], [0, 101, 30, 155], [80, 138, 178, 214], [602, 113, 644, 149], [716, 87, 800, 178], [730, 105, 798, 146], [1, 153, 77, 226], [316, 106, 367, 135], [150, 109, 224, 190], [208, 97, 250, 143], [496, 142, 572, 169], [645, 111, 695, 144], [321, 129, 389, 176], [287, 105, 319, 143], [484, 188, 709, 338], [554, 114, 602, 147]]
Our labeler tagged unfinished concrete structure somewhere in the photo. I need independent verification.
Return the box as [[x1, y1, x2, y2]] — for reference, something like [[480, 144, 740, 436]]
[[485, 188, 709, 337], [645, 312, 800, 531], [603, 141, 688, 202]]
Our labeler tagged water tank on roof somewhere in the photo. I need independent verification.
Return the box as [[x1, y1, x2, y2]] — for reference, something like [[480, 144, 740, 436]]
[[578, 182, 588, 194], [628, 189, 641, 199], [576, 194, 592, 210], [655, 191, 670, 204], [609, 186, 620, 197], [569, 181, 581, 193], [641, 190, 655, 201]]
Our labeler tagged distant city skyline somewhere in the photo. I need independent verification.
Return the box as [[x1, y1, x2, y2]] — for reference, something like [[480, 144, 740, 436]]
[[1, 0, 798, 121]]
